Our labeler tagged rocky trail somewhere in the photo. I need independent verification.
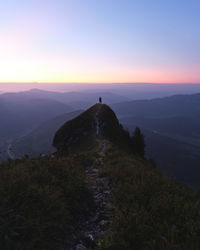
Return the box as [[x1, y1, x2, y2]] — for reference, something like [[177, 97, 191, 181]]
[[95, 104, 101, 136], [75, 105, 112, 250]]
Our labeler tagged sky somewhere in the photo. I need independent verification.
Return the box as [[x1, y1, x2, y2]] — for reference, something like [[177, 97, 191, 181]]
[[0, 0, 200, 84]]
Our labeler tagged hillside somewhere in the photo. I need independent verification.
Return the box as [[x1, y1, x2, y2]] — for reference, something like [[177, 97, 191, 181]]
[[7, 93, 200, 189], [111, 93, 200, 118], [12, 110, 83, 158], [119, 116, 200, 189], [0, 94, 73, 139], [124, 124, 200, 189], [0, 104, 200, 249], [0, 88, 129, 141], [109, 93, 200, 189], [53, 104, 132, 153]]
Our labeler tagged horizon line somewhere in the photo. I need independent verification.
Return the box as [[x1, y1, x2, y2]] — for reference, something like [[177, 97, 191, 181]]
[[1, 82, 200, 85]]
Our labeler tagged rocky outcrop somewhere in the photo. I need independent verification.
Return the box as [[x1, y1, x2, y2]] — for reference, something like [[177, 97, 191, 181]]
[[53, 103, 132, 153]]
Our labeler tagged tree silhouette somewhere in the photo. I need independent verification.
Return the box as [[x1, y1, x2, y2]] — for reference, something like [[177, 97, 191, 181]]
[[132, 126, 145, 157]]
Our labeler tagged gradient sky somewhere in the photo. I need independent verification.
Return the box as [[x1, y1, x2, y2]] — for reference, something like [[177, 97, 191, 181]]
[[0, 0, 200, 83]]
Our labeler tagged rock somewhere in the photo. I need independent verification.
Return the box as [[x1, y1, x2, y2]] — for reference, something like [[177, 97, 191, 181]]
[[104, 190, 111, 195], [94, 193, 103, 200], [75, 244, 87, 250], [87, 234, 94, 241], [82, 233, 96, 248], [99, 220, 108, 226]]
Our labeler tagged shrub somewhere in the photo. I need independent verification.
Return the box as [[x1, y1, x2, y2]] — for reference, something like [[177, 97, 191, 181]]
[[131, 126, 145, 157]]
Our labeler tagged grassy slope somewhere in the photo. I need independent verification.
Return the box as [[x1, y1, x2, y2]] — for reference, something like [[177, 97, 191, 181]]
[[122, 122, 200, 189], [0, 153, 94, 250], [1, 141, 200, 249], [100, 145, 200, 250], [1, 100, 200, 249], [53, 104, 133, 155], [53, 104, 98, 151]]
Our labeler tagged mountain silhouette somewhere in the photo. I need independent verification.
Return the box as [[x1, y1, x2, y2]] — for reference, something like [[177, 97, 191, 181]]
[[53, 103, 132, 153]]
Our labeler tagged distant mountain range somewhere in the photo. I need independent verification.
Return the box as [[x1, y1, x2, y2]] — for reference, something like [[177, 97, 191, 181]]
[[111, 93, 200, 118], [112, 94, 200, 188], [0, 89, 129, 140], [2, 88, 130, 108], [12, 110, 83, 158], [0, 93, 73, 139], [1, 89, 200, 188], [2, 83, 200, 99]]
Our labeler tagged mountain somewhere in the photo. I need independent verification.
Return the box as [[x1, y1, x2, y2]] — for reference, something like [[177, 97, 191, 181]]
[[109, 93, 200, 189], [5, 92, 200, 189], [53, 104, 132, 153], [1, 88, 130, 109], [0, 103, 200, 249], [111, 93, 200, 118], [122, 123, 200, 188], [12, 110, 83, 158], [2, 83, 200, 99], [0, 89, 130, 141], [120, 116, 200, 139], [8, 92, 200, 188], [0, 93, 73, 139], [11, 104, 132, 159], [119, 117, 200, 189], [60, 91, 130, 109]]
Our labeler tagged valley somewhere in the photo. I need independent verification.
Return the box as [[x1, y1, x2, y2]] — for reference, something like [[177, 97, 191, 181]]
[[1, 89, 200, 189], [0, 103, 200, 249], [1, 0, 200, 248]]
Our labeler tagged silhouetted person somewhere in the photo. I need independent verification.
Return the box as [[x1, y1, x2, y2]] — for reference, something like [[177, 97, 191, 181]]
[[99, 97, 102, 104]]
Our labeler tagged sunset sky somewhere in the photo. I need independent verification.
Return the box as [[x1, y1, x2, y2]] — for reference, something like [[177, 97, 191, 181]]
[[0, 0, 200, 83]]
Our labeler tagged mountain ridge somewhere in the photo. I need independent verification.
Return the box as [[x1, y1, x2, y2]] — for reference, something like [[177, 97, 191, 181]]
[[53, 104, 133, 154], [0, 103, 200, 249], [111, 92, 200, 118]]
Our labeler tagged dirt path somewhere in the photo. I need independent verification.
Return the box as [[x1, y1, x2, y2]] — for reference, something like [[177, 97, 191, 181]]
[[95, 104, 101, 136], [75, 106, 112, 249]]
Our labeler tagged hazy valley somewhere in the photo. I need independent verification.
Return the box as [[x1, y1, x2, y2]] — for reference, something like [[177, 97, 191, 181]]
[[1, 87, 200, 189], [1, 0, 200, 248], [0, 100, 200, 249]]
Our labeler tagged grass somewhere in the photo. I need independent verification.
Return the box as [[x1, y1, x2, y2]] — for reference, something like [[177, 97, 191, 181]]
[[53, 104, 134, 155], [53, 104, 98, 151], [1, 140, 200, 249], [100, 145, 200, 250], [0, 154, 94, 250], [1, 102, 200, 249]]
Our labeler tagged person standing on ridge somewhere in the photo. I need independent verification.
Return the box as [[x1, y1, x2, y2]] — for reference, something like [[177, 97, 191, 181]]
[[99, 97, 102, 104]]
